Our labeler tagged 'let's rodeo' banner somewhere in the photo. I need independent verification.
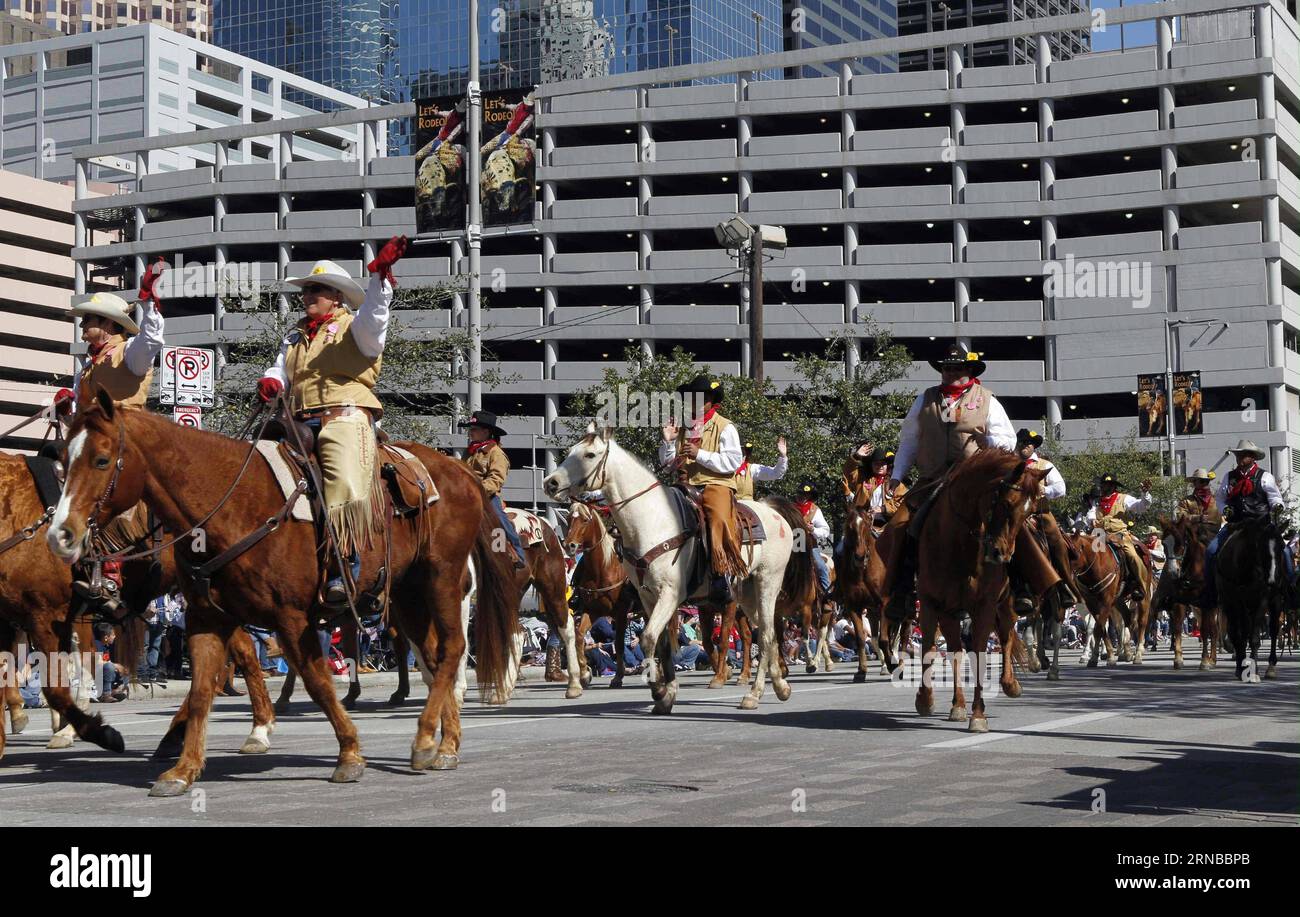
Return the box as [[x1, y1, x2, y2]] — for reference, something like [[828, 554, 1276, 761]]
[[1137, 370, 1203, 437], [414, 87, 536, 235]]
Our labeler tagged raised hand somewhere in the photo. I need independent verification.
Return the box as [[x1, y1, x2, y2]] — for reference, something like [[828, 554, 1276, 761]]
[[256, 377, 284, 404], [138, 257, 167, 309], [777, 435, 788, 457], [367, 235, 409, 287]]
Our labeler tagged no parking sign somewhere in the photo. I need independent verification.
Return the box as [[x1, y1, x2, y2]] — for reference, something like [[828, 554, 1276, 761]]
[[160, 346, 215, 407], [173, 405, 203, 429]]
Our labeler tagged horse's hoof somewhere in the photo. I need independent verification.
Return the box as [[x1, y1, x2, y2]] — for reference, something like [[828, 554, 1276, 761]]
[[1046, 668, 1061, 682], [805, 664, 817, 675], [431, 753, 459, 771], [91, 726, 124, 754], [274, 702, 291, 715], [386, 692, 408, 707], [651, 700, 673, 715], [239, 737, 270, 755], [1172, 659, 1183, 670], [968, 717, 989, 734], [330, 759, 366, 783], [564, 685, 583, 699], [915, 696, 934, 717], [825, 662, 835, 673], [738, 695, 759, 710], [46, 732, 74, 750], [1002, 681, 1022, 699], [852, 670, 867, 684], [774, 681, 792, 702], [343, 698, 358, 712], [1106, 660, 1118, 668], [1131, 658, 1143, 666], [706, 678, 726, 689], [10, 710, 28, 734], [1265, 665, 1278, 680], [148, 778, 189, 798], [947, 705, 968, 722], [609, 678, 623, 689]]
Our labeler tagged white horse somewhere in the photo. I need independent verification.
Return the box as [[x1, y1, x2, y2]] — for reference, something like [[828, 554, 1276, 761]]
[[543, 427, 814, 714]]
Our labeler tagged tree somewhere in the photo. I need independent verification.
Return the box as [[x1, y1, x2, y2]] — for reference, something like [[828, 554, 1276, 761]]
[[1040, 425, 1184, 530]]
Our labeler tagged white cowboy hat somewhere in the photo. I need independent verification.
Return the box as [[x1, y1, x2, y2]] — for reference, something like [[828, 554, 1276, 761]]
[[1187, 467, 1215, 482], [70, 292, 139, 334], [1227, 439, 1266, 460], [285, 260, 366, 309]]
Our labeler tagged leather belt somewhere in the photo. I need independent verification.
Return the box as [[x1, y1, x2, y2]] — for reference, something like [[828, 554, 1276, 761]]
[[295, 406, 376, 424]]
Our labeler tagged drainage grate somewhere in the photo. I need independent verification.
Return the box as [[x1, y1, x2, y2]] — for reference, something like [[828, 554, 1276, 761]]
[[554, 779, 701, 796]]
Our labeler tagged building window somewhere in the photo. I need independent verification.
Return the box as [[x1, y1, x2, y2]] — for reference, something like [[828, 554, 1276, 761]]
[[1285, 323, 1300, 356]]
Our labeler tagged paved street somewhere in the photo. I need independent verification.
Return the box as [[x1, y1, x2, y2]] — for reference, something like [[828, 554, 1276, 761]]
[[2, 642, 1296, 827]]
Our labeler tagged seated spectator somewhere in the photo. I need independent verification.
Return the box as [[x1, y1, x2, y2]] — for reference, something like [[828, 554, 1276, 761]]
[[623, 618, 645, 673], [584, 616, 618, 676], [91, 623, 127, 703], [674, 610, 708, 671], [828, 617, 858, 662]]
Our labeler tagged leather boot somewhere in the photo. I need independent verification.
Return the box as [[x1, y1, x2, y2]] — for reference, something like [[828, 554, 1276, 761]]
[[544, 645, 565, 682]]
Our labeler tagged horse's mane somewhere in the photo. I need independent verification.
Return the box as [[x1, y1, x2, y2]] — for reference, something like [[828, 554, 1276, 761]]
[[946, 448, 1026, 490]]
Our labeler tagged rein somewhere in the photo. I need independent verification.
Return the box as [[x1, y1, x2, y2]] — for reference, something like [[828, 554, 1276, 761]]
[[0, 507, 55, 557]]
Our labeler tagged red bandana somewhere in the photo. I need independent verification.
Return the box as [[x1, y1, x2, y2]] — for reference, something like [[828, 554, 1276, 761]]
[[736, 460, 749, 477], [796, 499, 815, 518], [303, 310, 338, 341], [1228, 463, 1259, 499], [88, 340, 115, 362], [1099, 491, 1122, 515], [468, 438, 498, 455], [872, 471, 889, 488], [1193, 486, 1214, 510], [939, 377, 979, 400]]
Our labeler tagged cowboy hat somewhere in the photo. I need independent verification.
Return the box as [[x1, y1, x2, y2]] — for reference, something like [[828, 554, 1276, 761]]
[[1142, 525, 1161, 537], [798, 482, 818, 498], [285, 260, 366, 309], [1187, 467, 1216, 482], [1016, 428, 1044, 449], [70, 292, 139, 335], [1098, 473, 1122, 489], [867, 447, 895, 466], [1227, 439, 1265, 460], [929, 339, 987, 377], [677, 374, 724, 403], [459, 410, 507, 438]]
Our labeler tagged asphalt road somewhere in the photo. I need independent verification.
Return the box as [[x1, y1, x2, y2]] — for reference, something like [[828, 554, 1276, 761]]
[[2, 641, 1296, 827]]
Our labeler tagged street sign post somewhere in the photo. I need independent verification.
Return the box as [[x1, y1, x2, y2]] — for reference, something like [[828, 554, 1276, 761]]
[[172, 405, 203, 429], [160, 346, 215, 408]]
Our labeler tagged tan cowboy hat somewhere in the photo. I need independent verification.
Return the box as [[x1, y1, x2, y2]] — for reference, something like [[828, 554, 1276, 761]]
[[1227, 439, 1266, 460], [1187, 467, 1215, 482], [70, 292, 139, 334], [285, 260, 366, 309], [1142, 525, 1161, 537]]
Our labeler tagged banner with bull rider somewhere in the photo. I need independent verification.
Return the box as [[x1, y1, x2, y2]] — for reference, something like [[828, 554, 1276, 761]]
[[1172, 371, 1203, 436], [480, 87, 536, 226], [1137, 373, 1168, 437], [414, 94, 469, 234]]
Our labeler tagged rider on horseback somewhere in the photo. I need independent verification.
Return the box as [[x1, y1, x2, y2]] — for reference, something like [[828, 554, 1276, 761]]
[[63, 259, 168, 606], [795, 482, 833, 598], [1177, 468, 1223, 545], [734, 436, 788, 501], [659, 375, 746, 603], [255, 236, 409, 604], [1200, 440, 1292, 610], [879, 340, 1073, 622], [1084, 472, 1154, 601], [461, 410, 528, 570], [842, 444, 905, 518], [1013, 428, 1080, 611]]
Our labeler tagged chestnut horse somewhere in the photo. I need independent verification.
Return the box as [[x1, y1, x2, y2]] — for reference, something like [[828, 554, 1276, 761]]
[[49, 394, 518, 795], [835, 500, 909, 680], [913, 452, 1046, 732], [507, 508, 582, 697], [565, 502, 642, 688], [1156, 514, 1219, 671], [1066, 531, 1152, 667]]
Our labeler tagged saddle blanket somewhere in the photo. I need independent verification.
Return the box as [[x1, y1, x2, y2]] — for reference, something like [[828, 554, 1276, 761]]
[[255, 441, 437, 523], [666, 489, 766, 545], [506, 507, 550, 548]]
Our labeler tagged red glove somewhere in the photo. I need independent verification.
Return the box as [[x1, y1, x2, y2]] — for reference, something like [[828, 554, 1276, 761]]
[[256, 377, 284, 403], [367, 235, 408, 288], [53, 387, 75, 417], [138, 257, 166, 310]]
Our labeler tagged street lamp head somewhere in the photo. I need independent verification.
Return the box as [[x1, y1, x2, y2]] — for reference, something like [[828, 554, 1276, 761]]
[[714, 215, 754, 250]]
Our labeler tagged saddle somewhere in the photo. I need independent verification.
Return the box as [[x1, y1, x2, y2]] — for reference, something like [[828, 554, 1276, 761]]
[[23, 454, 63, 513], [506, 506, 550, 549], [616, 485, 765, 589]]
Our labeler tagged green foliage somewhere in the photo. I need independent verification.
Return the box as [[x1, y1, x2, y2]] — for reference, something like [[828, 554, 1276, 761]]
[[206, 281, 510, 440], [562, 323, 917, 526], [1041, 424, 1185, 529]]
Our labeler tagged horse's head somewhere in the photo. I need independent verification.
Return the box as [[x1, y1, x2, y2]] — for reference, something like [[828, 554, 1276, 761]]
[[544, 423, 614, 502], [47, 389, 146, 565], [845, 501, 872, 561], [981, 458, 1048, 566], [564, 501, 605, 556]]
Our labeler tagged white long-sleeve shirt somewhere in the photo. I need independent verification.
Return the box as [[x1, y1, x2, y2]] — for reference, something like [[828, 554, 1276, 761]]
[[1216, 467, 1284, 511], [891, 387, 1017, 480], [746, 453, 788, 482], [1029, 456, 1067, 501], [658, 422, 745, 475], [261, 273, 393, 386], [806, 505, 831, 546], [1085, 491, 1153, 526], [73, 300, 165, 410]]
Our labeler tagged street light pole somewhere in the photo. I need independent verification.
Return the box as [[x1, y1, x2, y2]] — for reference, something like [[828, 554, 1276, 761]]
[[1164, 317, 1230, 477], [750, 233, 764, 382], [467, 0, 483, 414]]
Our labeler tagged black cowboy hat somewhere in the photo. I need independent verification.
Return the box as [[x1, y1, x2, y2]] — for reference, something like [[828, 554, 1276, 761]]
[[459, 410, 507, 438], [798, 482, 818, 498], [677, 374, 724, 403], [929, 339, 987, 378], [867, 447, 895, 466], [1016, 428, 1044, 449], [1098, 473, 1121, 489], [743, 440, 754, 452]]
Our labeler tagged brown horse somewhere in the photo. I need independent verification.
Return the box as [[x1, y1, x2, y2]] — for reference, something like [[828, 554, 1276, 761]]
[[565, 502, 641, 688], [834, 500, 904, 680], [913, 452, 1046, 732], [1066, 531, 1153, 667], [506, 507, 581, 697], [1156, 514, 1219, 671], [49, 395, 518, 795]]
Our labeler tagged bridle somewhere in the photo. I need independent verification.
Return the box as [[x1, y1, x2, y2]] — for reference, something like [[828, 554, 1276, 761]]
[[565, 438, 663, 512]]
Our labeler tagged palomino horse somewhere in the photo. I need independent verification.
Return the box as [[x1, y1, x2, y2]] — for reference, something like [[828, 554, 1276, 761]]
[[49, 394, 518, 795], [544, 428, 815, 714], [1156, 514, 1219, 671], [913, 452, 1047, 732], [834, 500, 906, 679], [1066, 531, 1152, 667], [1216, 519, 1286, 683]]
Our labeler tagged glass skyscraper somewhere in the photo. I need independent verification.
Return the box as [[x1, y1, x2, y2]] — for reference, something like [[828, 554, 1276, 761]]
[[214, 1, 898, 151]]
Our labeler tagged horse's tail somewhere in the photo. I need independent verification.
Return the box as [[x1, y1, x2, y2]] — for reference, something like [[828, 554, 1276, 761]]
[[1008, 626, 1030, 672], [766, 496, 817, 608], [472, 495, 522, 706]]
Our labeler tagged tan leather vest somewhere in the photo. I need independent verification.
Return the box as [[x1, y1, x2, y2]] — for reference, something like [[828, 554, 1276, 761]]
[[683, 412, 737, 490], [284, 309, 383, 416], [1097, 493, 1133, 535], [735, 466, 754, 501], [78, 335, 152, 409], [915, 382, 991, 482]]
